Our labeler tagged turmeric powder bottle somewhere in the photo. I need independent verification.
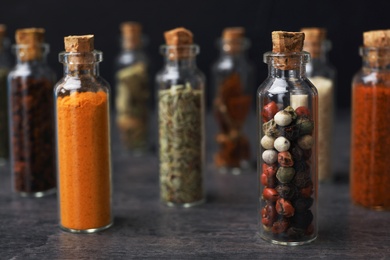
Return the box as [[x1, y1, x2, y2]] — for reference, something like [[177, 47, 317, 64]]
[[258, 31, 318, 245], [54, 35, 113, 232], [156, 27, 205, 207], [351, 30, 390, 210], [8, 28, 56, 197], [114, 22, 150, 154], [211, 27, 254, 174]]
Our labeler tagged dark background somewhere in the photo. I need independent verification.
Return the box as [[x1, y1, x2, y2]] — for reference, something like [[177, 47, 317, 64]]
[[1, 0, 390, 110]]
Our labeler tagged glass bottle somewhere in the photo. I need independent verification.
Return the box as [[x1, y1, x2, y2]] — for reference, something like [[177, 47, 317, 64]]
[[351, 29, 390, 210], [114, 22, 150, 154], [211, 27, 254, 175], [258, 31, 318, 245], [0, 24, 13, 165], [301, 27, 336, 182], [8, 28, 56, 197], [55, 35, 112, 232], [156, 27, 205, 207]]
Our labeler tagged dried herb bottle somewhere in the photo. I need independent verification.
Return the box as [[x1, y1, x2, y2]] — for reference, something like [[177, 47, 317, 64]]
[[55, 35, 113, 233], [258, 31, 318, 245], [351, 30, 390, 210], [211, 27, 254, 174], [156, 27, 205, 207], [8, 28, 56, 197], [301, 28, 336, 182], [0, 24, 13, 165], [114, 22, 150, 154]]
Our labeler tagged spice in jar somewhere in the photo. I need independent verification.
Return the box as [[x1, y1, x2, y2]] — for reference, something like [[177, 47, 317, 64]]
[[8, 28, 56, 196], [55, 35, 112, 232], [212, 27, 253, 173], [258, 31, 318, 245], [156, 28, 205, 207], [351, 30, 390, 210], [115, 22, 150, 153]]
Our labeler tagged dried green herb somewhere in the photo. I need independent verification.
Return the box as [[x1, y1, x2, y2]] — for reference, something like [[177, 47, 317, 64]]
[[116, 62, 150, 151], [158, 83, 204, 205]]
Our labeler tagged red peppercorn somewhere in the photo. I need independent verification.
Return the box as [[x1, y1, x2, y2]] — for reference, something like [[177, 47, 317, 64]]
[[300, 185, 314, 198], [263, 188, 279, 202], [276, 198, 295, 217], [278, 151, 294, 167], [261, 204, 277, 227], [272, 218, 289, 234], [261, 173, 268, 186], [262, 101, 279, 122], [295, 106, 311, 117], [262, 163, 277, 177]]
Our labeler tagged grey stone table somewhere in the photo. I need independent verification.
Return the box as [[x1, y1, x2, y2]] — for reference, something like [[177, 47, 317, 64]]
[[1, 111, 390, 259]]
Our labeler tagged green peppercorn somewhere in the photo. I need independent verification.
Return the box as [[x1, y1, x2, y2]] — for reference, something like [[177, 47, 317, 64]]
[[276, 167, 295, 183]]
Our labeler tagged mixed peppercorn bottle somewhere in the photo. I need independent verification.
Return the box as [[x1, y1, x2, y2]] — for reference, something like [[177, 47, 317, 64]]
[[301, 27, 336, 182], [55, 35, 112, 232], [8, 28, 56, 197], [350, 29, 390, 210], [211, 27, 254, 174], [258, 31, 318, 245], [156, 27, 205, 207], [114, 22, 150, 154]]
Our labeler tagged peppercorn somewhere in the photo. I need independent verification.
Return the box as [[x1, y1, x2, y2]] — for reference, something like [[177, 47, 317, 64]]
[[262, 163, 278, 177], [279, 124, 300, 141], [297, 135, 313, 150], [263, 188, 279, 202], [261, 135, 275, 150], [276, 167, 295, 183], [274, 136, 290, 152], [261, 173, 268, 186], [278, 151, 294, 167], [276, 184, 298, 200], [293, 160, 310, 175], [293, 197, 314, 212], [283, 106, 297, 121], [263, 119, 281, 138], [262, 149, 278, 164], [262, 101, 279, 122], [271, 218, 289, 234], [261, 204, 278, 227], [287, 227, 305, 239], [290, 145, 304, 161], [296, 117, 314, 135], [295, 106, 310, 117], [293, 171, 312, 189], [274, 110, 292, 126], [276, 198, 295, 217], [300, 185, 314, 198], [291, 210, 313, 230]]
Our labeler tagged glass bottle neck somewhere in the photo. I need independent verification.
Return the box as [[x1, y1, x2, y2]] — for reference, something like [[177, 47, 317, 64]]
[[164, 57, 197, 70], [361, 47, 390, 71], [264, 51, 310, 79], [63, 63, 99, 76], [268, 64, 307, 78]]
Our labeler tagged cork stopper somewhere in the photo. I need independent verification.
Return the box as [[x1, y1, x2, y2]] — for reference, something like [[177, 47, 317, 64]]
[[15, 28, 45, 61], [222, 27, 245, 40], [64, 35, 94, 52], [271, 31, 305, 70], [272, 31, 304, 53], [164, 27, 194, 59], [362, 30, 390, 67], [64, 35, 95, 71], [363, 30, 390, 47], [301, 27, 327, 58], [222, 27, 246, 54], [0, 24, 6, 50], [121, 22, 142, 50]]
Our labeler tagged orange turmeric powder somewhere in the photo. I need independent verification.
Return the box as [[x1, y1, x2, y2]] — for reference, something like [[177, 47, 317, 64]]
[[57, 91, 112, 231]]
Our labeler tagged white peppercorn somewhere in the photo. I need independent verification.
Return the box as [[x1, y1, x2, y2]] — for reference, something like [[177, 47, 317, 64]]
[[262, 149, 278, 164], [274, 136, 290, 152], [261, 135, 275, 150]]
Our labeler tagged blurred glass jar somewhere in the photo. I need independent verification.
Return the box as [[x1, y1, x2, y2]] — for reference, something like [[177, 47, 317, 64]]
[[350, 29, 390, 210], [0, 24, 13, 165], [114, 22, 150, 155], [301, 27, 336, 182], [258, 31, 318, 245], [8, 28, 56, 197], [211, 27, 254, 175], [156, 28, 205, 207]]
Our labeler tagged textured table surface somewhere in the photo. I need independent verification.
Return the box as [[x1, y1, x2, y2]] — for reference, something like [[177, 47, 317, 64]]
[[1, 111, 390, 259]]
